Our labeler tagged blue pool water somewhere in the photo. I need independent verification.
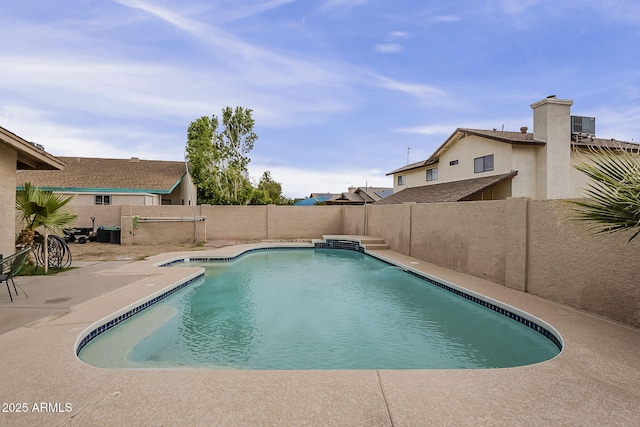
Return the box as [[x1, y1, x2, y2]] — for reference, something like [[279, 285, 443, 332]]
[[78, 249, 561, 370]]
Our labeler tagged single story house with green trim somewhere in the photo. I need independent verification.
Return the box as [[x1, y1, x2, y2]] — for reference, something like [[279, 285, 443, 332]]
[[16, 156, 196, 207], [1, 125, 64, 258]]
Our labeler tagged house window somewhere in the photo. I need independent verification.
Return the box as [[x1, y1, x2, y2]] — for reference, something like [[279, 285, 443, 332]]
[[426, 168, 438, 181], [397, 175, 406, 186], [474, 154, 494, 173], [95, 195, 111, 205], [449, 160, 459, 166]]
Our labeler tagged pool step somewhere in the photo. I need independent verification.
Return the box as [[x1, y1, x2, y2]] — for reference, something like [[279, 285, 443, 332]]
[[361, 243, 390, 250], [316, 235, 390, 251]]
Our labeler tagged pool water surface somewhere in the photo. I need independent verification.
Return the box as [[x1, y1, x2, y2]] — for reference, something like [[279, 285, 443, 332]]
[[78, 249, 561, 369]]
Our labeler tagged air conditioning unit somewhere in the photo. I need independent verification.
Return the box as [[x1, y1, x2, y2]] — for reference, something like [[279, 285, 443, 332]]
[[571, 115, 596, 136]]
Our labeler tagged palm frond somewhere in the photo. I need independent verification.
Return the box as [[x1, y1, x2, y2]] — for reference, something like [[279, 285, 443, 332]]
[[569, 145, 640, 242]]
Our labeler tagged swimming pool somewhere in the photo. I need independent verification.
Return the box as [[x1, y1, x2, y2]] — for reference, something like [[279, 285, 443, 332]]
[[77, 247, 562, 370]]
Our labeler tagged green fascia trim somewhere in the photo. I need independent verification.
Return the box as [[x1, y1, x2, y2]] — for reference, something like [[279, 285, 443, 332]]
[[167, 174, 185, 193], [16, 186, 173, 194]]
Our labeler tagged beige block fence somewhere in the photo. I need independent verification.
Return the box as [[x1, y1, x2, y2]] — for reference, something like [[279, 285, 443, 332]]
[[18, 199, 640, 327]]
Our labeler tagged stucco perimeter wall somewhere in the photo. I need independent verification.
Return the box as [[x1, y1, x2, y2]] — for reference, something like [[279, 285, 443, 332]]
[[364, 198, 640, 327], [200, 205, 342, 240], [205, 205, 269, 240], [266, 206, 343, 239], [120, 205, 344, 242], [365, 203, 412, 255], [120, 205, 207, 245], [526, 200, 640, 326], [365, 201, 509, 285]]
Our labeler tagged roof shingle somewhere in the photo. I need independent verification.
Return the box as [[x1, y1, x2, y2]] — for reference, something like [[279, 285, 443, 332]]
[[375, 172, 517, 205], [16, 157, 187, 193]]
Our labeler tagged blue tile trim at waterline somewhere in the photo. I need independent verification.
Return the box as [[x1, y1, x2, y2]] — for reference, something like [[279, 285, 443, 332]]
[[160, 245, 323, 266], [75, 272, 204, 356], [399, 269, 563, 351], [78, 240, 562, 356]]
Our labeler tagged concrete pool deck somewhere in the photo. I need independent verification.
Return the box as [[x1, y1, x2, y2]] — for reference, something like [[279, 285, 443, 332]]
[[0, 240, 639, 426]]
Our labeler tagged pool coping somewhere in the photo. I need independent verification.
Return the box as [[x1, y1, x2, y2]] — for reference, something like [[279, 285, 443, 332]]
[[1, 239, 639, 426], [74, 238, 563, 361]]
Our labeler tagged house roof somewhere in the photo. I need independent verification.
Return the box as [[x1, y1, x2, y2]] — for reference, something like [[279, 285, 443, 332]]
[[387, 127, 640, 176], [374, 172, 517, 205], [1, 125, 64, 170], [16, 156, 188, 194], [326, 186, 393, 205]]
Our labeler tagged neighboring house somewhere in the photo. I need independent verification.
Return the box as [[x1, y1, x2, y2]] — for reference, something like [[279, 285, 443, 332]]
[[293, 193, 338, 206], [381, 96, 639, 205], [16, 156, 196, 207], [1, 125, 64, 258], [326, 186, 393, 205]]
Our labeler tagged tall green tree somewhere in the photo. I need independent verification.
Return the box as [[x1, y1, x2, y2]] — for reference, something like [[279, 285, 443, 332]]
[[186, 106, 258, 205], [569, 145, 640, 242]]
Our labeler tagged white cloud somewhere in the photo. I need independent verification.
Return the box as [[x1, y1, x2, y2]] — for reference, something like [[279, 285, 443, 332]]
[[0, 105, 182, 160], [396, 124, 456, 135], [389, 31, 409, 38], [434, 15, 461, 23], [371, 74, 448, 102], [374, 43, 403, 54]]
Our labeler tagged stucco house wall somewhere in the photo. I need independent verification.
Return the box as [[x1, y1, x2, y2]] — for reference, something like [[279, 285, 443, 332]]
[[1, 145, 17, 258]]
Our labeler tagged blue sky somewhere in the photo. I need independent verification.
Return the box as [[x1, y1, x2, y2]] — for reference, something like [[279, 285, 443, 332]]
[[2, 0, 640, 198]]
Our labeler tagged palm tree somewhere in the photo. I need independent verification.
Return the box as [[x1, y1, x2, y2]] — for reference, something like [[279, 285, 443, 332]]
[[569, 145, 640, 242], [15, 182, 77, 272]]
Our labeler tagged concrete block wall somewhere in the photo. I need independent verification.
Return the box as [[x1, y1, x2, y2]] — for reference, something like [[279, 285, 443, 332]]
[[363, 198, 640, 327], [18, 199, 638, 326], [526, 200, 640, 326]]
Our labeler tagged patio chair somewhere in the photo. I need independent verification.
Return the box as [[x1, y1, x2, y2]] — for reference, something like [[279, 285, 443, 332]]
[[1, 248, 31, 302]]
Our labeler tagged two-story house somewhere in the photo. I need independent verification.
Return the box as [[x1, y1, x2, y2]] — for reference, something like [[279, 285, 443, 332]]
[[380, 96, 637, 204]]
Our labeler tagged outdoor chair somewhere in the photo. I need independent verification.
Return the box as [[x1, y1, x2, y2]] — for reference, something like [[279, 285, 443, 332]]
[[1, 248, 31, 302]]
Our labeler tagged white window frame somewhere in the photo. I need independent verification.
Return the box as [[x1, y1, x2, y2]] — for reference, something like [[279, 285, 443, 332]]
[[426, 168, 438, 181]]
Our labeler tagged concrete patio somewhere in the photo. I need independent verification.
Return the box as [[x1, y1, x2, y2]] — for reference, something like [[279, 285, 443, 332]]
[[1, 241, 639, 426]]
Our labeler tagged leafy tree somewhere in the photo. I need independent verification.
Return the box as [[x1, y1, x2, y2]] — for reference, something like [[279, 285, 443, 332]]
[[569, 145, 640, 242], [248, 171, 293, 205], [186, 106, 258, 205]]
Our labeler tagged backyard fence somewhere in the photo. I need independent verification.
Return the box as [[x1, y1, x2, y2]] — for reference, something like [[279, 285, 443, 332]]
[[21, 199, 640, 327]]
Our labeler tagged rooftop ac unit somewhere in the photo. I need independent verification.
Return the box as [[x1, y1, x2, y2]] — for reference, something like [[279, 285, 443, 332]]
[[571, 115, 596, 136]]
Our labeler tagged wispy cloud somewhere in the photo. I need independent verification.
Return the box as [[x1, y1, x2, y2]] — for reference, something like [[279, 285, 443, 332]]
[[434, 15, 461, 22], [320, 0, 369, 11], [389, 31, 409, 38], [499, 0, 542, 15], [374, 43, 403, 54], [371, 75, 448, 102], [396, 124, 456, 135]]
